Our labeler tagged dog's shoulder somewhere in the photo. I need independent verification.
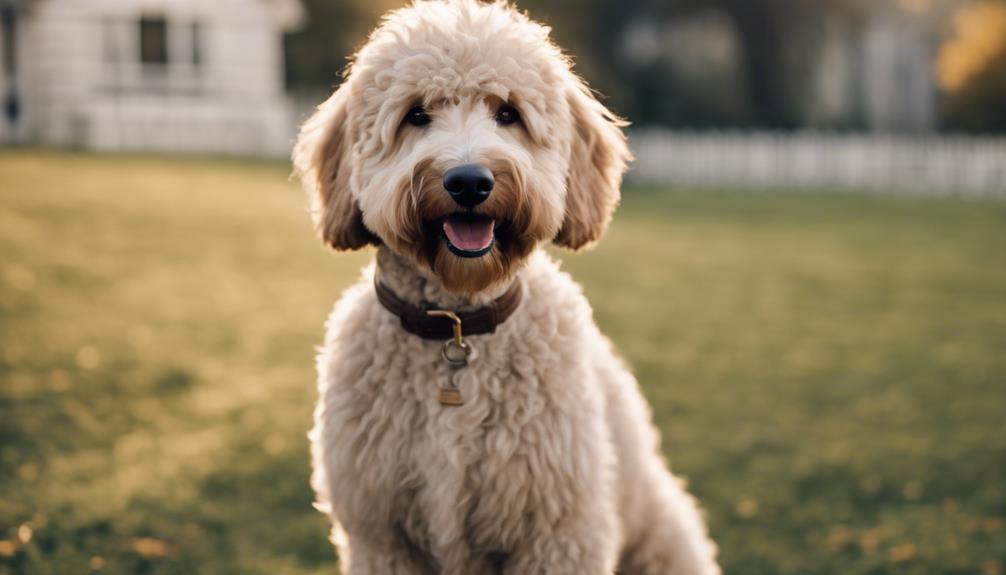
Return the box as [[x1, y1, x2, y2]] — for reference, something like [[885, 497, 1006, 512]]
[[321, 263, 381, 346]]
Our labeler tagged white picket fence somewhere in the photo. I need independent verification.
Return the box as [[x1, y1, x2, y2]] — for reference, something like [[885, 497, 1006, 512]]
[[628, 130, 1006, 197]]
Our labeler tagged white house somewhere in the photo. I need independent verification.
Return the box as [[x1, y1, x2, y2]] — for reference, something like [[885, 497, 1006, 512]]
[[0, 0, 302, 157]]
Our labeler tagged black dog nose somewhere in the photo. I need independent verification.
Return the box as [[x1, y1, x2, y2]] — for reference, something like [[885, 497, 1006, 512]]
[[443, 164, 494, 208]]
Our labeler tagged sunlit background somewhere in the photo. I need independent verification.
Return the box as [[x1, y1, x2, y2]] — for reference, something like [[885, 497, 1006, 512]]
[[1, 0, 1004, 574]]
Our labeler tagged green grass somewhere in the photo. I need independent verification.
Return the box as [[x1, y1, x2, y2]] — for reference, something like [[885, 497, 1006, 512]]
[[1, 150, 1004, 575]]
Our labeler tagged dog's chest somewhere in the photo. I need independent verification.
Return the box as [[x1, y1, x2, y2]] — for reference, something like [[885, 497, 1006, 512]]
[[396, 353, 558, 545], [316, 265, 600, 558], [325, 327, 577, 554]]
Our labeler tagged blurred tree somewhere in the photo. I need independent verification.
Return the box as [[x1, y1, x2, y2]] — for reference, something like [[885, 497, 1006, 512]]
[[284, 0, 822, 126], [936, 1, 1006, 132], [525, 0, 851, 128], [283, 0, 1006, 133], [284, 0, 399, 89], [719, 0, 819, 128]]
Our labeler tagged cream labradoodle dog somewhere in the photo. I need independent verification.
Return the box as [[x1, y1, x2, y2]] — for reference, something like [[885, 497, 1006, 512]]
[[293, 1, 720, 573]]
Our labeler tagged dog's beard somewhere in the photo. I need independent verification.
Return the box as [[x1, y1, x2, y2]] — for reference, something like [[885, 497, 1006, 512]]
[[383, 161, 550, 294]]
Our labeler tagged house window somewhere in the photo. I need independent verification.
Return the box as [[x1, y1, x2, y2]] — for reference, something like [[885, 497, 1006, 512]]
[[1, 4, 19, 127], [1, 5, 15, 77], [139, 17, 168, 65]]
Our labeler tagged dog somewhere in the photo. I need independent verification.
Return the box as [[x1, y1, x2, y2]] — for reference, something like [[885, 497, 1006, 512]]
[[293, 1, 720, 573]]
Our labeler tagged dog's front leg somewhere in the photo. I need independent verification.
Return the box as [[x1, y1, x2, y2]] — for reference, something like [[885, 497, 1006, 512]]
[[339, 531, 435, 575], [431, 545, 499, 575], [501, 506, 620, 575]]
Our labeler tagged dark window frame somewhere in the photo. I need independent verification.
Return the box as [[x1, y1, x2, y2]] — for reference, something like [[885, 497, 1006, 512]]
[[139, 16, 168, 66]]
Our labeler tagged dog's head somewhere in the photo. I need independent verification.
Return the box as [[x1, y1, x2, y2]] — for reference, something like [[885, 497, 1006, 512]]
[[293, 0, 630, 293]]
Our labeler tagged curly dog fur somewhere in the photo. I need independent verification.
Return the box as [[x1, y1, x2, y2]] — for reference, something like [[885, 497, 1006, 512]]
[[293, 1, 720, 573]]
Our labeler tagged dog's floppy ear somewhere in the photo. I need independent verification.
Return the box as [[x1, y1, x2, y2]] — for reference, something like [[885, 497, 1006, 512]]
[[293, 84, 377, 251], [553, 78, 631, 250]]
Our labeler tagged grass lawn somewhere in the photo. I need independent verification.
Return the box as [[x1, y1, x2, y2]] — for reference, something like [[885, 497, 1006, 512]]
[[1, 150, 1004, 575]]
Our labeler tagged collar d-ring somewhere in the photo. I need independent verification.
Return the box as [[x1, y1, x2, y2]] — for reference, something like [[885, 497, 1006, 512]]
[[426, 310, 471, 367]]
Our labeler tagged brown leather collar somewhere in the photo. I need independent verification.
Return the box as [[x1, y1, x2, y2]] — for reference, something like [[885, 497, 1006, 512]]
[[374, 275, 523, 341]]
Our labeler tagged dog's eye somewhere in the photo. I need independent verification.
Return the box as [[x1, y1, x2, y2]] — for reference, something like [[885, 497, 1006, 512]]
[[495, 104, 520, 126], [405, 105, 431, 127]]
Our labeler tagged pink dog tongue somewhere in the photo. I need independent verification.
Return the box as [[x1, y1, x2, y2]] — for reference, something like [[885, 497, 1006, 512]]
[[443, 214, 494, 251]]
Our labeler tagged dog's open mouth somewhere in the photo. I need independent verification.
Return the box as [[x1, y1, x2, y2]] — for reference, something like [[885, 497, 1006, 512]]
[[442, 213, 495, 258]]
